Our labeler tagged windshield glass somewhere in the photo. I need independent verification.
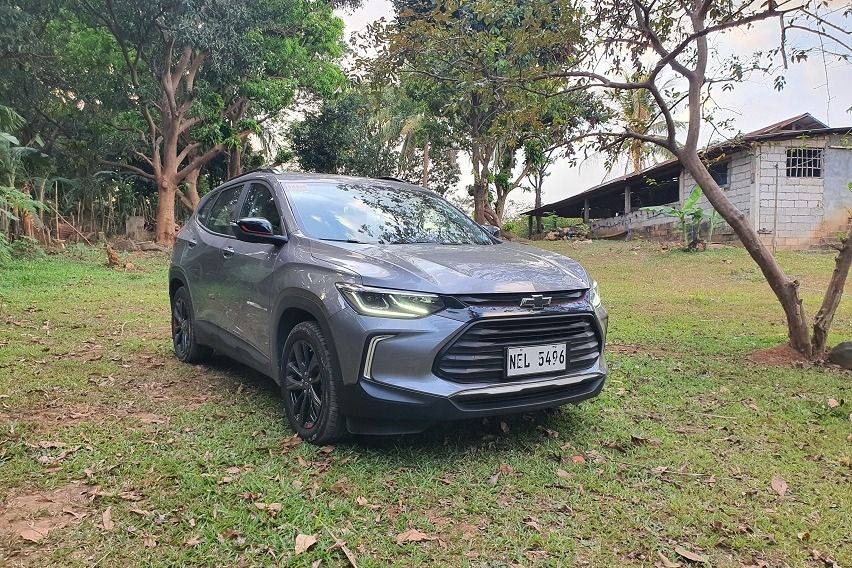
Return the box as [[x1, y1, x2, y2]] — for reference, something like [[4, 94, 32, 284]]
[[283, 182, 493, 245]]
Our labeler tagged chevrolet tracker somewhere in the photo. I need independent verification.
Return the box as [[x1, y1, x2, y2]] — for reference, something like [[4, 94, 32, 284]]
[[169, 171, 607, 443]]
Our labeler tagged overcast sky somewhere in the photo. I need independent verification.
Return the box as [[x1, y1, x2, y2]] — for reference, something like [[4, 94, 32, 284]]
[[335, 1, 852, 213]]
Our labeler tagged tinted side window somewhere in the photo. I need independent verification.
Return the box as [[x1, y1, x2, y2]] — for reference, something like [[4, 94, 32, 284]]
[[204, 185, 242, 236], [196, 194, 216, 224], [240, 183, 283, 235]]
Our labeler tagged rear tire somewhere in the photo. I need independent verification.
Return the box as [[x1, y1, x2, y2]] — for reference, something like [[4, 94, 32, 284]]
[[171, 286, 211, 364], [280, 321, 346, 444]]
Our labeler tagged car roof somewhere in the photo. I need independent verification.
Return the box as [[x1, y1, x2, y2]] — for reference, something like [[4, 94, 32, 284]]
[[227, 169, 429, 194]]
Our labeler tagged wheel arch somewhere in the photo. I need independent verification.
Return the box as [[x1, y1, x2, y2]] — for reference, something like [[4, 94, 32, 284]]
[[168, 266, 189, 302], [270, 290, 342, 386]]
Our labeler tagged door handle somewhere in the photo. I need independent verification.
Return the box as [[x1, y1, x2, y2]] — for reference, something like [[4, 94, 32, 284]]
[[222, 246, 235, 259], [187, 239, 197, 248]]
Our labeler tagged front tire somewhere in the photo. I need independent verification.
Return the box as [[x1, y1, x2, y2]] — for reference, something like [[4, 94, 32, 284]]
[[171, 286, 210, 364], [281, 321, 346, 444]]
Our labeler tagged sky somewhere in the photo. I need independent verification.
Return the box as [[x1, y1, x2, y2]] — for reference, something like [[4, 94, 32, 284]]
[[335, 1, 852, 214]]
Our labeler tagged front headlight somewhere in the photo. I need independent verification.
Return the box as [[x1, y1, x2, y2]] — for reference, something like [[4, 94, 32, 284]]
[[588, 280, 603, 308], [336, 283, 445, 319]]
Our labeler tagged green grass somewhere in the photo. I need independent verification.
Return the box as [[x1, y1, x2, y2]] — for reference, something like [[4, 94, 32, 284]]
[[0, 241, 849, 567]]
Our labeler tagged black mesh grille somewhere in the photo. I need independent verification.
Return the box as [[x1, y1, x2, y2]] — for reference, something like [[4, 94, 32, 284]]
[[454, 290, 585, 308], [435, 314, 600, 383]]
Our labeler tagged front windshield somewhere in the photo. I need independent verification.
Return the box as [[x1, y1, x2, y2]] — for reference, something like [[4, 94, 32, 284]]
[[283, 182, 493, 245]]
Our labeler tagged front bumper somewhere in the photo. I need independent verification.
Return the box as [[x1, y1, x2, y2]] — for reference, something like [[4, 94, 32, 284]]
[[327, 300, 608, 434]]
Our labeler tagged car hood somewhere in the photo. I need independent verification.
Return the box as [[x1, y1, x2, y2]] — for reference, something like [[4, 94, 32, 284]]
[[309, 240, 590, 294]]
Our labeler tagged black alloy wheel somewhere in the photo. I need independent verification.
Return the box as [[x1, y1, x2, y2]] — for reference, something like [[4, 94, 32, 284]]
[[170, 286, 210, 363], [280, 321, 345, 443], [285, 339, 323, 429]]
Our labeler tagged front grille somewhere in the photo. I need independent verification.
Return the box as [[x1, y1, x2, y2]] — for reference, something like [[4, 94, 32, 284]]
[[435, 314, 601, 383], [454, 290, 585, 308]]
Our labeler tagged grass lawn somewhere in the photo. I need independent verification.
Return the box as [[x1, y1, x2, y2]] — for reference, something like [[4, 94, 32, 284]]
[[0, 241, 849, 567]]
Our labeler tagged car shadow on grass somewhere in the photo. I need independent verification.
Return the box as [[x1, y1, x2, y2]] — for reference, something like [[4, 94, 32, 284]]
[[193, 352, 597, 461]]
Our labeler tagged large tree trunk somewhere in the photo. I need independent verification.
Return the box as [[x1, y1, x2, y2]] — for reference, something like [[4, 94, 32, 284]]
[[154, 175, 178, 245], [228, 145, 242, 179], [181, 167, 201, 211], [812, 222, 852, 355], [679, 151, 813, 354]]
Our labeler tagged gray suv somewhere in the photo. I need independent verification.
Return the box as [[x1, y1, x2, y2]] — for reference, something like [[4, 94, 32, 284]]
[[169, 171, 607, 443]]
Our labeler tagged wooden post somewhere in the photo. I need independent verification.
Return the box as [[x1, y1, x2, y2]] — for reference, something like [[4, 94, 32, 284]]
[[583, 199, 590, 223], [527, 214, 533, 238], [624, 185, 632, 215], [54, 181, 59, 242]]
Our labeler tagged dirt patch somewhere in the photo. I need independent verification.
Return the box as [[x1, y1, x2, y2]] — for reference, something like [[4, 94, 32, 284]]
[[607, 342, 672, 359], [0, 483, 95, 544], [0, 403, 106, 434], [747, 343, 810, 367]]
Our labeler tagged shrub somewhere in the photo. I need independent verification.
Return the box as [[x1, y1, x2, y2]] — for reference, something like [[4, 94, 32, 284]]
[[9, 236, 46, 260]]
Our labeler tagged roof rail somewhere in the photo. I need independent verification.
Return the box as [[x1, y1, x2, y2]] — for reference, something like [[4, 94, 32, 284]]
[[376, 176, 406, 183], [226, 167, 280, 181]]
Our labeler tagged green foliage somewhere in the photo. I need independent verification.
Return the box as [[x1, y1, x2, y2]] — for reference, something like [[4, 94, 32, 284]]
[[502, 214, 587, 238], [5, 236, 46, 260], [0, 233, 11, 263], [290, 85, 461, 193], [642, 186, 723, 249], [370, 0, 603, 219]]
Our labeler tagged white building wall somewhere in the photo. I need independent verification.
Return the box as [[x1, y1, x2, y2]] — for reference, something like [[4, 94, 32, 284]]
[[589, 133, 850, 249], [754, 137, 826, 248], [678, 148, 755, 237]]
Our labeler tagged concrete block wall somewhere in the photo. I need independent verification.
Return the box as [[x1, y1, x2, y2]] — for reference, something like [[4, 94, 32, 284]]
[[680, 150, 754, 238], [755, 138, 827, 249], [586, 134, 849, 249]]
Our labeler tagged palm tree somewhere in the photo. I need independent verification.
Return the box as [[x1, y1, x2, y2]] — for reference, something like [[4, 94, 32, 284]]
[[612, 75, 682, 173]]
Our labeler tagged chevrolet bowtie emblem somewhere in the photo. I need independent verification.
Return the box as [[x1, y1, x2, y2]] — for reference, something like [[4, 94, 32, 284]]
[[519, 294, 552, 309]]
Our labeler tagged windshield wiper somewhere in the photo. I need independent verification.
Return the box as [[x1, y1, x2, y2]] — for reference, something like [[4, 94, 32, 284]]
[[319, 238, 368, 244]]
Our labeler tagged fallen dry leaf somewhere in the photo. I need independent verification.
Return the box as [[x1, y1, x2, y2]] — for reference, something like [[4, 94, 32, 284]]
[[631, 434, 661, 447], [101, 506, 114, 531], [770, 475, 788, 496], [355, 496, 380, 510], [19, 527, 47, 543], [185, 535, 201, 546], [295, 533, 318, 555], [674, 545, 708, 564], [571, 455, 586, 464], [396, 528, 437, 545], [657, 551, 682, 567], [555, 469, 571, 480], [331, 538, 358, 567], [827, 398, 840, 408]]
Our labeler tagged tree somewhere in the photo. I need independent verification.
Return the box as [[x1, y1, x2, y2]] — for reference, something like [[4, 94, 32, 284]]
[[291, 89, 400, 178], [370, 0, 598, 225], [291, 84, 461, 194], [523, 140, 560, 234], [512, 0, 850, 358], [58, 0, 346, 244], [610, 73, 679, 173]]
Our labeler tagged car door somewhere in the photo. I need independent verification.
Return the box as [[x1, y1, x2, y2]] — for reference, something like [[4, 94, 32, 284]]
[[177, 192, 217, 325], [196, 183, 244, 334], [225, 180, 285, 360]]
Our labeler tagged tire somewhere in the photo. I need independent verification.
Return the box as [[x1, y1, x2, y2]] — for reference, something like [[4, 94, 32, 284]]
[[170, 286, 211, 364], [280, 321, 346, 444]]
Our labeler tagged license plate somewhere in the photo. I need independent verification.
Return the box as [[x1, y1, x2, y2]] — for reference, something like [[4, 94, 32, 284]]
[[505, 343, 567, 377]]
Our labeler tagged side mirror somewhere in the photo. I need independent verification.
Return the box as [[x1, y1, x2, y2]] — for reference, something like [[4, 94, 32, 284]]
[[480, 224, 501, 238], [232, 217, 288, 246]]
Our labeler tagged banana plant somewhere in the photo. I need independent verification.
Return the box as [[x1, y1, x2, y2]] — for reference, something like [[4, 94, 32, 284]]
[[641, 185, 704, 248]]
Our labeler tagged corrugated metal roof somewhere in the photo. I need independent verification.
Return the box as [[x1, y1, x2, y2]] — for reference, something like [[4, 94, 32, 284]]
[[523, 113, 850, 217]]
